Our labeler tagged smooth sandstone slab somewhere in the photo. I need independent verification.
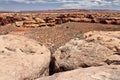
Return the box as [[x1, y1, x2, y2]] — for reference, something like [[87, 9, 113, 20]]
[[0, 34, 51, 80], [37, 65, 120, 80]]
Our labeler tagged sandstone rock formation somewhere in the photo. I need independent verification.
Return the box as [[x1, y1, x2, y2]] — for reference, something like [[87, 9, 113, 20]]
[[56, 14, 120, 25], [15, 17, 46, 28], [36, 65, 120, 80], [52, 31, 120, 73], [53, 39, 112, 72], [0, 34, 51, 80], [84, 31, 120, 53], [1, 13, 120, 28], [15, 21, 24, 27], [45, 17, 56, 26], [0, 15, 21, 26], [34, 17, 46, 23], [23, 20, 40, 28]]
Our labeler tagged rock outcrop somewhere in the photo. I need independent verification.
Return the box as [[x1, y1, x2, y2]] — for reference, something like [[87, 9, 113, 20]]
[[55, 14, 119, 25], [84, 31, 120, 53], [36, 65, 120, 80], [0, 15, 22, 26], [52, 31, 120, 73], [1, 13, 120, 28], [0, 34, 51, 80], [15, 17, 46, 28]]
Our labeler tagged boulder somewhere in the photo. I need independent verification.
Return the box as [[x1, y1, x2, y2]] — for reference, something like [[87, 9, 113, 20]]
[[53, 38, 113, 72], [34, 18, 45, 23], [15, 21, 24, 27], [52, 31, 120, 73], [0, 34, 51, 80], [36, 65, 120, 80]]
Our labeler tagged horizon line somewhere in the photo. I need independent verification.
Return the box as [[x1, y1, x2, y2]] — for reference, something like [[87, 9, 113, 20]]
[[0, 9, 120, 13]]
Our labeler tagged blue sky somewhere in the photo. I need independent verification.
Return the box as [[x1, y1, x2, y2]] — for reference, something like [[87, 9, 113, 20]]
[[0, 0, 120, 11]]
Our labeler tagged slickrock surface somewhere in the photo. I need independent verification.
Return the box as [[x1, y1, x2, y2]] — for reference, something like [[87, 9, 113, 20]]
[[52, 31, 120, 73], [0, 34, 51, 80], [84, 31, 120, 52], [36, 65, 120, 80]]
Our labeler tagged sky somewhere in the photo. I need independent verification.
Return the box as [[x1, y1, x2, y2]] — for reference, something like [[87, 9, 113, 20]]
[[0, 0, 120, 11]]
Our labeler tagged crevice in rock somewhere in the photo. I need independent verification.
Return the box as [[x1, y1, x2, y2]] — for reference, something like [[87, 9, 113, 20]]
[[105, 59, 120, 65], [5, 47, 16, 52], [49, 56, 91, 75], [114, 52, 120, 55], [49, 56, 56, 75], [80, 63, 90, 68]]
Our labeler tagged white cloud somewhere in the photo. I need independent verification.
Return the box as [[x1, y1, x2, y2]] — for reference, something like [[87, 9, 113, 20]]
[[60, 0, 120, 9], [61, 3, 81, 9], [2, 0, 46, 3], [1, 0, 120, 5], [0, 0, 120, 10]]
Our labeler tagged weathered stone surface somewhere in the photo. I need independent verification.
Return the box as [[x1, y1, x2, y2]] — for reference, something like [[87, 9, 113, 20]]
[[52, 31, 120, 72], [36, 65, 120, 80], [45, 17, 55, 23], [0, 15, 21, 26], [34, 18, 45, 23], [15, 21, 24, 27], [0, 34, 51, 80], [84, 31, 120, 52], [53, 38, 113, 72]]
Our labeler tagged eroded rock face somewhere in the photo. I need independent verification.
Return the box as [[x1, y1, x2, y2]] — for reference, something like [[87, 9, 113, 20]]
[[0, 34, 51, 80], [1, 13, 120, 28], [15, 21, 24, 27], [56, 14, 120, 25], [53, 39, 113, 72], [52, 31, 120, 73], [45, 17, 56, 27], [0, 15, 21, 26], [15, 18, 46, 28], [84, 31, 120, 53], [36, 65, 120, 80]]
